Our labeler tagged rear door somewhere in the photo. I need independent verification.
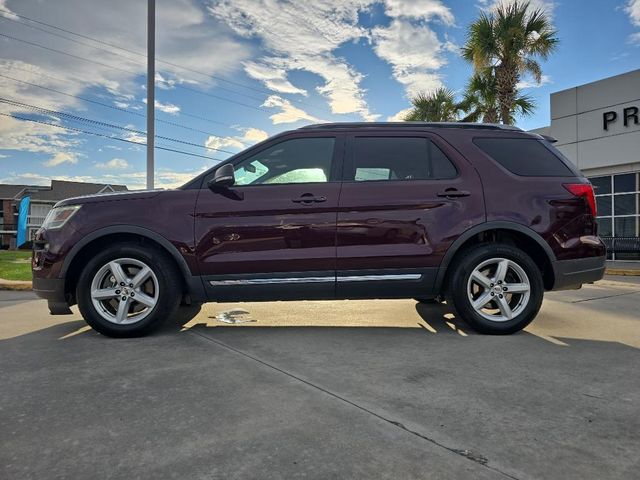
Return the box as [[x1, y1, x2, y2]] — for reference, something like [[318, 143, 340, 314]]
[[195, 133, 344, 301], [336, 131, 485, 298]]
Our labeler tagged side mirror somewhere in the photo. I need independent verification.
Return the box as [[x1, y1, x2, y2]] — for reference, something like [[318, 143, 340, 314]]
[[208, 164, 235, 190]]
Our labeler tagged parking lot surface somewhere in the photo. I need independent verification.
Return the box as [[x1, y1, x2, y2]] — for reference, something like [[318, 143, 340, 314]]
[[1, 277, 639, 479]]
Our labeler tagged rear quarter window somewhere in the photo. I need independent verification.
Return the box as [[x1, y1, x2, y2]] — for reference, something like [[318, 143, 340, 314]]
[[473, 137, 574, 177]]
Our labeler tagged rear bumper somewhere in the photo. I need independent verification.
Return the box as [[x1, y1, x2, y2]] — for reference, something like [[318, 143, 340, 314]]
[[551, 255, 606, 291]]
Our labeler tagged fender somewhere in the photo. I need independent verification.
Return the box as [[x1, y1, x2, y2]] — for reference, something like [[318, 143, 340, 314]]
[[433, 221, 557, 292], [60, 225, 206, 301]]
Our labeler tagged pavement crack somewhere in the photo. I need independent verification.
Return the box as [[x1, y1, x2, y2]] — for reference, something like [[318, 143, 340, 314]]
[[571, 290, 640, 303], [187, 329, 520, 480]]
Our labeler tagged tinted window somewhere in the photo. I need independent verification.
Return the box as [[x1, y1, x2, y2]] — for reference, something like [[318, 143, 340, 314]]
[[473, 138, 574, 176], [349, 137, 457, 181], [233, 137, 335, 186], [590, 176, 611, 195], [614, 173, 636, 193]]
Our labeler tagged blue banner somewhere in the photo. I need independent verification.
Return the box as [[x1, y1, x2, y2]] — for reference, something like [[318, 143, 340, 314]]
[[16, 196, 30, 247]]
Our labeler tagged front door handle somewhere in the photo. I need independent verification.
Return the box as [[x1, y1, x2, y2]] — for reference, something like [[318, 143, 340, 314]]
[[292, 193, 327, 204], [437, 189, 470, 198]]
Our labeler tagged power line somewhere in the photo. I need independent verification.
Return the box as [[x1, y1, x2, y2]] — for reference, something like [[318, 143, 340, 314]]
[[0, 32, 269, 113], [0, 7, 337, 115], [0, 96, 236, 154], [0, 111, 224, 162], [0, 13, 271, 106], [0, 72, 239, 137]]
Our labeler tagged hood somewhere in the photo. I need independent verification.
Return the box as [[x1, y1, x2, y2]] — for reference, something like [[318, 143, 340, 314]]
[[55, 189, 166, 207]]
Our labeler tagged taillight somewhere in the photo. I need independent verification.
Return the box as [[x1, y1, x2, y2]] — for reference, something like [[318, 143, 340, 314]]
[[563, 183, 597, 217]]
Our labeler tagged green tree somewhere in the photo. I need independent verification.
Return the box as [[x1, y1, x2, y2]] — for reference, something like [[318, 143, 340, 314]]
[[403, 87, 463, 122], [459, 70, 535, 124], [461, 1, 557, 124]]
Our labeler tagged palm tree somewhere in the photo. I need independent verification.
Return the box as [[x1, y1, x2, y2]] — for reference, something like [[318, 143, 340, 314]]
[[459, 70, 535, 124], [461, 1, 557, 124], [404, 88, 462, 122]]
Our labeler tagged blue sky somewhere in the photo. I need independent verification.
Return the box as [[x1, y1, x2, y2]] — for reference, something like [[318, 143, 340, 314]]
[[0, 0, 639, 189]]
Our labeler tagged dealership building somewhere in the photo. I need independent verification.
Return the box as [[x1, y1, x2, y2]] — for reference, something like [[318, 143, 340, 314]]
[[531, 68, 640, 260]]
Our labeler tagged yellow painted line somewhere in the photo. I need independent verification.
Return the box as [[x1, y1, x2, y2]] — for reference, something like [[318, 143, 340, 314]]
[[605, 269, 639, 276]]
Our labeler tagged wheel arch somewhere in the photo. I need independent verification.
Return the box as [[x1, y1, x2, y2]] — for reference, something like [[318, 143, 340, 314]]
[[435, 222, 557, 293], [62, 225, 203, 304]]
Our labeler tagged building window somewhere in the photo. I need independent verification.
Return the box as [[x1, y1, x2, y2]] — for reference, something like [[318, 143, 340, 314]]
[[589, 173, 640, 261], [28, 204, 52, 227]]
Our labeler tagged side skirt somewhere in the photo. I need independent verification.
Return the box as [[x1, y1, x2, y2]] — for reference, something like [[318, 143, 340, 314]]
[[201, 268, 437, 302]]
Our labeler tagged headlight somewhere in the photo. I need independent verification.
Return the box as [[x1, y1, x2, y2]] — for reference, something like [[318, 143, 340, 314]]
[[41, 205, 81, 230]]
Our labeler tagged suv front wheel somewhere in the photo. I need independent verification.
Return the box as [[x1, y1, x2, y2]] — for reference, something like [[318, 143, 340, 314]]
[[76, 243, 182, 337], [446, 243, 544, 334]]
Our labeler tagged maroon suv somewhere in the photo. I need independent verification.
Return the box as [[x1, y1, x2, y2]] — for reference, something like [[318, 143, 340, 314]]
[[32, 122, 606, 337]]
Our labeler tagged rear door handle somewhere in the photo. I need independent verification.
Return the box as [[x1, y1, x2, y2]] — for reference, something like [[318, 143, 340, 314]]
[[292, 193, 327, 204], [437, 189, 470, 198]]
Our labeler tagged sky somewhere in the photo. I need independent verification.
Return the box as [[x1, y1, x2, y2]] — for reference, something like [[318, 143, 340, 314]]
[[0, 0, 639, 190]]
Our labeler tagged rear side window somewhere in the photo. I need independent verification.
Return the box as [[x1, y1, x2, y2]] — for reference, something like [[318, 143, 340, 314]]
[[473, 138, 574, 176], [349, 137, 457, 181]]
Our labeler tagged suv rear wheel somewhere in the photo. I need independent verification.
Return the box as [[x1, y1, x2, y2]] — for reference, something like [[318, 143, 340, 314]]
[[76, 243, 182, 337], [446, 243, 543, 334]]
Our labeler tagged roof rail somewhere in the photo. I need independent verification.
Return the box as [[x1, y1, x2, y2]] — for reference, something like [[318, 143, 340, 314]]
[[299, 122, 522, 131]]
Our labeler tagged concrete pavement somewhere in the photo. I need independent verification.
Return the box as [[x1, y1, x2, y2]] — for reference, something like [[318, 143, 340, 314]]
[[1, 277, 639, 479]]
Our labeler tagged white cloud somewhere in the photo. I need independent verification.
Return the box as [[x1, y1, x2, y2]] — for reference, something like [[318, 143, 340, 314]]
[[261, 95, 324, 125], [0, 111, 79, 156], [205, 136, 245, 151], [123, 126, 146, 145], [629, 31, 640, 45], [625, 0, 640, 44], [209, 0, 377, 121], [243, 61, 308, 96], [384, 0, 455, 24], [205, 126, 269, 151], [370, 1, 454, 99], [625, 0, 640, 26], [142, 98, 181, 114], [517, 74, 552, 89], [0, 0, 250, 165], [95, 158, 130, 169], [387, 107, 413, 122], [479, 0, 556, 18], [44, 151, 78, 167]]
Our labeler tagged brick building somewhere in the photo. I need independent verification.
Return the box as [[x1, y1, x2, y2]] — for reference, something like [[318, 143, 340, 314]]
[[0, 180, 127, 249]]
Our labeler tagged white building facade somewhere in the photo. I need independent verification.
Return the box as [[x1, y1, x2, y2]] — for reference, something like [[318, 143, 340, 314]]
[[532, 69, 640, 260]]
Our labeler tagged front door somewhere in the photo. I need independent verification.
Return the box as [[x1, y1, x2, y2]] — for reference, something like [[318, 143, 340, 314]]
[[336, 132, 485, 298], [195, 134, 344, 301]]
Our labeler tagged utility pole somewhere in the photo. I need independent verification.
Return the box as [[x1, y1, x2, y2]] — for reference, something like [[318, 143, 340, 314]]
[[146, 0, 155, 190]]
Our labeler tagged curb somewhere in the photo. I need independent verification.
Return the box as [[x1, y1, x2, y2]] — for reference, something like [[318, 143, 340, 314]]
[[605, 269, 640, 276], [0, 279, 32, 291]]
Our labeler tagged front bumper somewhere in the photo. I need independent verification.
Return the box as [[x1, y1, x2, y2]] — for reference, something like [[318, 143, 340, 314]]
[[32, 277, 72, 315], [551, 255, 606, 291]]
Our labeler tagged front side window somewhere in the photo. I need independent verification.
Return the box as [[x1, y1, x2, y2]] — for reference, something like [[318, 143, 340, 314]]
[[233, 137, 335, 186], [348, 137, 457, 182]]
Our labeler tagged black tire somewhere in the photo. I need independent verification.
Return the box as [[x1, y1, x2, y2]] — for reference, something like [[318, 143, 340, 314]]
[[445, 243, 544, 334], [76, 242, 182, 337], [173, 303, 203, 325]]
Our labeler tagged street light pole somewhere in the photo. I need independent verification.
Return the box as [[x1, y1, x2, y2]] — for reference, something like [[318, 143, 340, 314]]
[[146, 0, 155, 190]]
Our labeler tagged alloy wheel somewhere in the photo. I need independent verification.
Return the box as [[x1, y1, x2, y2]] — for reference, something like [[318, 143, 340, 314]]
[[466, 257, 531, 322], [90, 258, 159, 325]]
